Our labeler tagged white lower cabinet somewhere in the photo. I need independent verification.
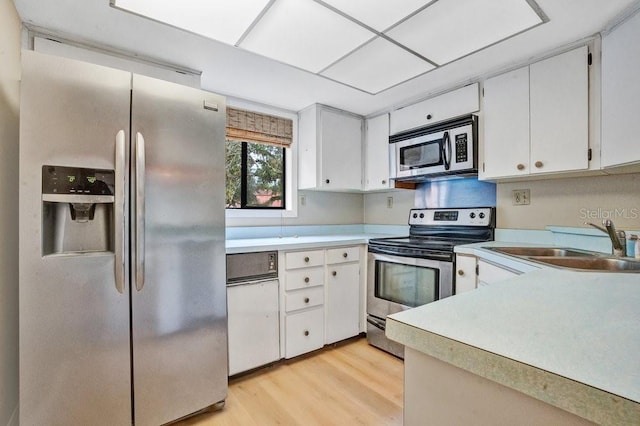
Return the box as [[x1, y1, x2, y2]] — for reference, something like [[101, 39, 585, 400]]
[[227, 279, 280, 375], [477, 259, 519, 287], [281, 245, 363, 359], [455, 254, 477, 294]]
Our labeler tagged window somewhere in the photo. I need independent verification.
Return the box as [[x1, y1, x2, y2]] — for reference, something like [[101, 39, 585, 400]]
[[225, 140, 285, 208], [225, 107, 292, 210]]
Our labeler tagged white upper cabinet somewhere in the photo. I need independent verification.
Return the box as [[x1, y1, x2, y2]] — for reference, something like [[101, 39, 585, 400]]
[[481, 46, 590, 180], [602, 10, 640, 169], [364, 113, 391, 191], [298, 104, 363, 191], [390, 83, 480, 135]]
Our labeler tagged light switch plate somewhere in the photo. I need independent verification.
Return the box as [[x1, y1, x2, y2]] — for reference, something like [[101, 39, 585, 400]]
[[387, 196, 393, 208], [512, 189, 530, 205]]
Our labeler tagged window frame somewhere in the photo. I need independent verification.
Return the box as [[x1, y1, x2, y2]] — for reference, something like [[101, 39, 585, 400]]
[[225, 98, 298, 220]]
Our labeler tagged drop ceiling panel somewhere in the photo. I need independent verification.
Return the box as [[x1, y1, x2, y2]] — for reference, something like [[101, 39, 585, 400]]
[[239, 0, 376, 73], [387, 0, 544, 65], [319, 0, 433, 31], [111, 0, 271, 45], [321, 37, 435, 94]]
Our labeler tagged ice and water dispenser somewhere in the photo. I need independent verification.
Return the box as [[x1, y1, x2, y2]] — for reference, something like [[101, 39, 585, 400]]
[[41, 165, 115, 255]]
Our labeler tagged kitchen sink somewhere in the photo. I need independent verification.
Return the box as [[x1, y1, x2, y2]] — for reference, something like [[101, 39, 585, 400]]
[[488, 247, 596, 257], [527, 256, 640, 272]]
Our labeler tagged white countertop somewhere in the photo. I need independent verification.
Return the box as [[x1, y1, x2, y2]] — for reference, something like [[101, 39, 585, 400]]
[[387, 244, 640, 425], [225, 233, 395, 254]]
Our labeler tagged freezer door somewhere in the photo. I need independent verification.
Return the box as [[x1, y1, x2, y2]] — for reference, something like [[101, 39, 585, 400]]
[[19, 51, 132, 425], [131, 75, 227, 425]]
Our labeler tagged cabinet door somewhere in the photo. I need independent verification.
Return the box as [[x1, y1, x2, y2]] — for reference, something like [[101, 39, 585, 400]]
[[320, 109, 362, 190], [364, 114, 391, 191], [455, 254, 477, 294], [285, 308, 324, 358], [482, 67, 530, 179], [325, 263, 360, 344], [530, 46, 589, 174], [602, 11, 640, 168], [477, 260, 519, 286], [227, 280, 280, 375]]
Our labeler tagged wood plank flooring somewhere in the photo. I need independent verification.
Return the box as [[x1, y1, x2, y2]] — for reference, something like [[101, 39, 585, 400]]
[[177, 337, 404, 426]]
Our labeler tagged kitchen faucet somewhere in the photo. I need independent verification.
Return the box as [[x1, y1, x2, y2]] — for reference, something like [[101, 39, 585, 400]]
[[585, 220, 627, 257]]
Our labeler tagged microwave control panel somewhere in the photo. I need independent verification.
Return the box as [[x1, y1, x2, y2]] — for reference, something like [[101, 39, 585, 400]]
[[455, 134, 468, 163]]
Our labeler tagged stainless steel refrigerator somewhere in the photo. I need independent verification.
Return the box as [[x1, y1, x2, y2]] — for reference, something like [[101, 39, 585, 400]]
[[19, 50, 228, 425]]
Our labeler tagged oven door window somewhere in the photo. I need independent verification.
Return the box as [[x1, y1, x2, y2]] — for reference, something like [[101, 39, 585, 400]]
[[375, 260, 439, 307], [399, 139, 443, 171]]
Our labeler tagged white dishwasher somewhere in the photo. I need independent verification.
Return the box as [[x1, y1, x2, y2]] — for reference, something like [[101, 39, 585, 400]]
[[226, 251, 280, 376]]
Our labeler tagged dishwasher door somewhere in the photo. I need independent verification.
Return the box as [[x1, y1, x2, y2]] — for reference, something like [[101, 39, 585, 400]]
[[227, 279, 280, 375]]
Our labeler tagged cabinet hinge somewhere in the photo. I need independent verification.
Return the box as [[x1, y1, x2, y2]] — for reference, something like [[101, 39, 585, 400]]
[[588, 148, 592, 161], [475, 264, 479, 276], [482, 162, 485, 173], [588, 53, 592, 66]]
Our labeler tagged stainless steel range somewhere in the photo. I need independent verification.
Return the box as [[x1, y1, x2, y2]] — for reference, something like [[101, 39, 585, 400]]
[[366, 207, 495, 358]]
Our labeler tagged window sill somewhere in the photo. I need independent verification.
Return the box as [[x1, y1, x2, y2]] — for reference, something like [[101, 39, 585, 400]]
[[225, 207, 298, 219]]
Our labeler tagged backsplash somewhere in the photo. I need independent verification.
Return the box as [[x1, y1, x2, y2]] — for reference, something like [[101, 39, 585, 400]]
[[414, 177, 497, 208]]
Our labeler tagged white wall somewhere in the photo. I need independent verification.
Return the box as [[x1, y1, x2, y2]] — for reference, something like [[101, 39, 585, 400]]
[[496, 173, 640, 230], [226, 190, 364, 227], [363, 189, 415, 225], [0, 0, 21, 424]]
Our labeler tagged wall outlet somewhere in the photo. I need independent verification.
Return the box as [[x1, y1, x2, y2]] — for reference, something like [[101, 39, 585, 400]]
[[512, 189, 530, 205], [387, 196, 393, 208]]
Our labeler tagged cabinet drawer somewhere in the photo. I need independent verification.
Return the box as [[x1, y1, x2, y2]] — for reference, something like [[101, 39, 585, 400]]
[[285, 286, 324, 312], [285, 267, 324, 291], [285, 250, 324, 269], [285, 307, 324, 359], [326, 246, 360, 264]]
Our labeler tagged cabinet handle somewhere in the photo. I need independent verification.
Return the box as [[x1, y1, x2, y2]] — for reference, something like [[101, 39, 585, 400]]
[[534, 161, 544, 168], [458, 269, 464, 276], [426, 114, 432, 120], [304, 330, 309, 337], [516, 163, 525, 171], [342, 252, 348, 258], [332, 271, 337, 277], [304, 256, 310, 263], [304, 277, 310, 283], [304, 297, 310, 303], [325, 179, 330, 184], [381, 180, 386, 185]]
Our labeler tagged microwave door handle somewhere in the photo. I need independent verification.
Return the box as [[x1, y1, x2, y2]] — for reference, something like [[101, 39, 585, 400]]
[[443, 131, 451, 170]]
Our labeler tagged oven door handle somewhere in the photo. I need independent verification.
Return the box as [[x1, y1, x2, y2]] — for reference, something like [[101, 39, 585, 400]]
[[368, 246, 452, 262], [367, 316, 386, 331]]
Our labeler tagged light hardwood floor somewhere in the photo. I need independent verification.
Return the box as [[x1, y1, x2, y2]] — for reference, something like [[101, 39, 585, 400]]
[[177, 337, 404, 426]]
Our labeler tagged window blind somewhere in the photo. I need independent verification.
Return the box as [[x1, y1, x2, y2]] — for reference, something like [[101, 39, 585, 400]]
[[226, 107, 293, 147]]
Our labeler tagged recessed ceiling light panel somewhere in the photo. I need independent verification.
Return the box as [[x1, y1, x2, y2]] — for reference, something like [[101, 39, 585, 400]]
[[319, 0, 432, 32], [387, 0, 544, 65], [111, 0, 271, 45], [239, 0, 376, 73], [321, 37, 434, 94]]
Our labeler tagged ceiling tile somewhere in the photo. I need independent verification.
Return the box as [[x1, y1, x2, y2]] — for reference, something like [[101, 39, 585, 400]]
[[239, 0, 375, 73], [319, 0, 432, 32], [321, 37, 435, 94], [112, 0, 271, 45], [386, 0, 544, 65]]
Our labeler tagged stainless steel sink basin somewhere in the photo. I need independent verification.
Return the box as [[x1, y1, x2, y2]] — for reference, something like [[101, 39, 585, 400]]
[[488, 247, 596, 257], [527, 256, 640, 272]]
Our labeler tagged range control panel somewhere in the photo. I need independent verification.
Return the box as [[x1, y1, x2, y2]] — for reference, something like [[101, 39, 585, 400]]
[[409, 207, 493, 227]]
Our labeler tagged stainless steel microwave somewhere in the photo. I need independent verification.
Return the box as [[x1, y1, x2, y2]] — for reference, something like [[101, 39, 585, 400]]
[[389, 115, 478, 181]]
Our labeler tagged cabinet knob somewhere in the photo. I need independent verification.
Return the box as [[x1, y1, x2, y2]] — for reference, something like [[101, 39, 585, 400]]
[[325, 179, 330, 184], [426, 114, 433, 120], [381, 180, 386, 185], [342, 252, 348, 258], [458, 269, 464, 276], [304, 297, 310, 303], [332, 271, 337, 276], [304, 330, 309, 337], [304, 256, 310, 263], [516, 163, 525, 171], [534, 161, 544, 168], [304, 277, 310, 283]]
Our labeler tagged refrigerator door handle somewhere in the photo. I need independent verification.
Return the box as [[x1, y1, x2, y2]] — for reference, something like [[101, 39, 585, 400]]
[[135, 132, 146, 292], [114, 130, 126, 294]]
